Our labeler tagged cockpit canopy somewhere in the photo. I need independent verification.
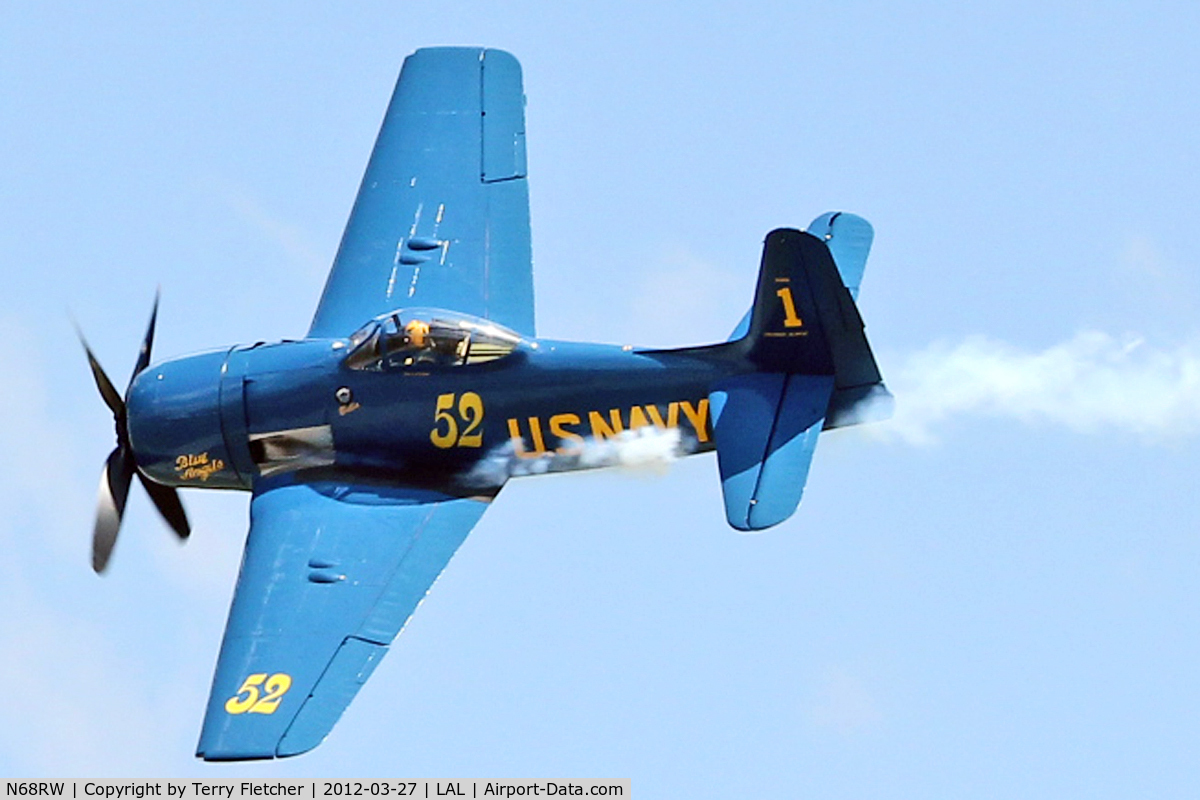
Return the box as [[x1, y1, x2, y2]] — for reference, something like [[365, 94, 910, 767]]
[[343, 308, 524, 371]]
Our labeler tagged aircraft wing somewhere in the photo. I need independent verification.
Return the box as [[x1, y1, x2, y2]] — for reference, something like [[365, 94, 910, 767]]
[[308, 47, 535, 339], [195, 477, 489, 760]]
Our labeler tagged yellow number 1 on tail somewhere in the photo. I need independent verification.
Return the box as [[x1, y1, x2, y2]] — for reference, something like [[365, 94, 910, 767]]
[[776, 287, 804, 328]]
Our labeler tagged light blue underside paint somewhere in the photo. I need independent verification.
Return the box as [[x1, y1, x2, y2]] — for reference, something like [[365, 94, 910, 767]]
[[196, 479, 488, 760], [710, 373, 834, 531], [728, 309, 752, 342], [805, 212, 874, 301], [308, 47, 535, 339]]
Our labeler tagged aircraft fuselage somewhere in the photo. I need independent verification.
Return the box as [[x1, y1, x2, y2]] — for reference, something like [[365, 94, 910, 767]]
[[127, 328, 738, 496]]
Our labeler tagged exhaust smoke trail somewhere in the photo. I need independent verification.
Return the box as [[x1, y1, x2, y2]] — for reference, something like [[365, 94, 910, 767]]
[[463, 426, 687, 487], [878, 330, 1200, 444]]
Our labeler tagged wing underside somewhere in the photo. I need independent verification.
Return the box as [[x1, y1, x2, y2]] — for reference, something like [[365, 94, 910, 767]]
[[196, 477, 489, 761], [308, 47, 535, 339]]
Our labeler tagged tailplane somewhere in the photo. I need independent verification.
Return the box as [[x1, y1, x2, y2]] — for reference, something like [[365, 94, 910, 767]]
[[709, 216, 892, 531]]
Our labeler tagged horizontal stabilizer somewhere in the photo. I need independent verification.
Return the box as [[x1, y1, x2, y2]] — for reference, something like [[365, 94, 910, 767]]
[[710, 373, 834, 531], [805, 212, 874, 300]]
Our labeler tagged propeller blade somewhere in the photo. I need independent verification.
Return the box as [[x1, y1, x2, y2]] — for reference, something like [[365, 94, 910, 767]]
[[138, 472, 191, 540], [85, 292, 190, 572], [77, 331, 126, 421], [93, 446, 135, 573], [131, 290, 159, 383]]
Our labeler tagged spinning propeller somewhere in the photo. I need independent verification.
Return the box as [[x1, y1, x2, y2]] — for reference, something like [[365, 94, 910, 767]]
[[78, 294, 190, 572]]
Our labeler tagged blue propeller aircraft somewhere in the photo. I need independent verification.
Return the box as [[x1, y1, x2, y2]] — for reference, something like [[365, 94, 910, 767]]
[[80, 47, 892, 761]]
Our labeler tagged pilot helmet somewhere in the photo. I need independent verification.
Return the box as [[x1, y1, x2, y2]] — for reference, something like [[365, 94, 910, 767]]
[[405, 319, 431, 347]]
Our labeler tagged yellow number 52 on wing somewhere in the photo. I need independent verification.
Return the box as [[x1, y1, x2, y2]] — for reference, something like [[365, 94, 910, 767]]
[[224, 672, 292, 715]]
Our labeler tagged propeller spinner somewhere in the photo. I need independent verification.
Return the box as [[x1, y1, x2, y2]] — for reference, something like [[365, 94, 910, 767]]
[[78, 294, 190, 572]]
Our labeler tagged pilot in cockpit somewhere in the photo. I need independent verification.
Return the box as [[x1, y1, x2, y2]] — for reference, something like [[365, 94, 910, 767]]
[[404, 319, 431, 349], [346, 311, 518, 371], [404, 318, 460, 365]]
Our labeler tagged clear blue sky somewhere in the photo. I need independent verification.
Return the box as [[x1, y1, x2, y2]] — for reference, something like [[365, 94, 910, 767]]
[[3, 2, 1200, 796]]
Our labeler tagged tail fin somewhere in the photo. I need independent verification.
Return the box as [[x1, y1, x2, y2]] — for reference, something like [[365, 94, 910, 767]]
[[710, 223, 891, 531], [727, 211, 873, 338], [734, 226, 891, 426]]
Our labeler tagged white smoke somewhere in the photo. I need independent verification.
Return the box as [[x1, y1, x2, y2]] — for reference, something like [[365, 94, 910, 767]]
[[576, 425, 684, 471], [879, 330, 1200, 444], [463, 426, 686, 487]]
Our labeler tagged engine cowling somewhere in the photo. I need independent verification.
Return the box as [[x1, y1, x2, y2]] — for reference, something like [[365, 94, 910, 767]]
[[126, 347, 252, 490]]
